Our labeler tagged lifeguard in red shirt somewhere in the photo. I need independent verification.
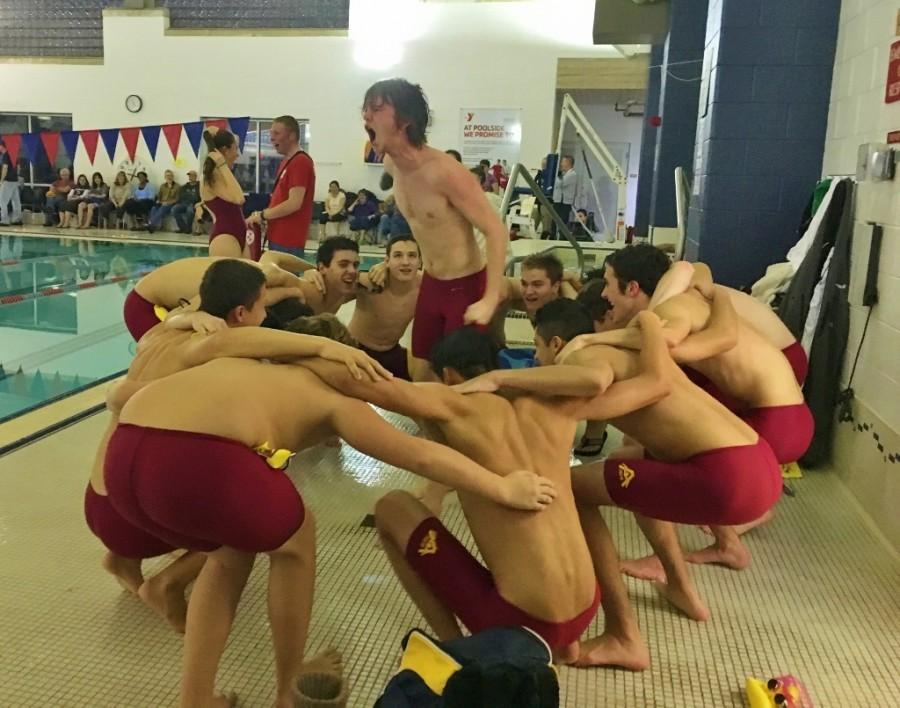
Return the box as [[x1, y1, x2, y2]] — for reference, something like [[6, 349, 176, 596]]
[[247, 115, 316, 259]]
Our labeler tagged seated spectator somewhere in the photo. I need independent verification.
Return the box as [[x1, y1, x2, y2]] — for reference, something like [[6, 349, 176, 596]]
[[43, 168, 75, 226], [389, 205, 411, 238], [347, 189, 378, 240], [319, 180, 347, 237], [378, 195, 395, 243], [479, 159, 498, 193], [98, 171, 132, 228], [59, 174, 90, 228], [171, 170, 201, 234], [123, 171, 157, 229], [571, 208, 599, 242], [77, 172, 109, 228], [146, 169, 180, 233]]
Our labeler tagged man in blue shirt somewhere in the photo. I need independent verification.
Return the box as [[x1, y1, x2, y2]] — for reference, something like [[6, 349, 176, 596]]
[[123, 171, 158, 230]]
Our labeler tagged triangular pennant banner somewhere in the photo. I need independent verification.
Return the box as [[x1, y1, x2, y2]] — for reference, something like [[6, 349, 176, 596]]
[[60, 130, 79, 160], [99, 128, 119, 162], [205, 118, 228, 132], [183, 121, 204, 157], [40, 132, 60, 165], [80, 130, 100, 163], [141, 125, 161, 160], [229, 117, 250, 152], [120, 127, 140, 161], [1, 134, 22, 165], [162, 124, 182, 159], [21, 133, 42, 162]]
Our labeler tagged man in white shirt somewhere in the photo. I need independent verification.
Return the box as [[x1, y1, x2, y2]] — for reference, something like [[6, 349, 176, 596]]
[[551, 154, 578, 239]]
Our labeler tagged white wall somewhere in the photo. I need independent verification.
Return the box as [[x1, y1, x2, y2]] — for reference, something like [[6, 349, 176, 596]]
[[0, 1, 625, 201], [823, 0, 900, 548]]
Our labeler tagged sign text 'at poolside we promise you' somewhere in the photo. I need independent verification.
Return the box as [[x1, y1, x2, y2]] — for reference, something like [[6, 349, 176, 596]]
[[459, 108, 522, 166]]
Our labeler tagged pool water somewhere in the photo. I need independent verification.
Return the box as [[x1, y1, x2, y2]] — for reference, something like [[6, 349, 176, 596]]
[[0, 235, 386, 422], [0, 235, 206, 422]]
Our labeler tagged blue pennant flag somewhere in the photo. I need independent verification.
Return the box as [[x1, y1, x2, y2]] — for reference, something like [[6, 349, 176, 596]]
[[100, 128, 119, 161], [21, 132, 42, 162], [141, 125, 161, 160], [183, 121, 204, 157], [229, 117, 250, 152], [60, 130, 80, 160]]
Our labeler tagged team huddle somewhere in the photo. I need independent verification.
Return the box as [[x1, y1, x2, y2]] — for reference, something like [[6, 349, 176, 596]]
[[83, 78, 814, 707]]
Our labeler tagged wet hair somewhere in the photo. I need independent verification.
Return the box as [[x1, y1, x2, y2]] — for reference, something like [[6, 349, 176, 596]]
[[273, 115, 300, 139], [285, 313, 357, 347], [430, 327, 498, 380], [317, 236, 359, 267], [198, 259, 266, 319], [576, 279, 612, 323], [521, 254, 563, 284], [386, 234, 418, 256], [533, 299, 594, 344], [445, 149, 462, 162], [605, 244, 671, 296], [262, 297, 314, 329], [76, 174, 89, 188], [363, 78, 430, 148], [91, 172, 105, 187], [202, 129, 236, 185]]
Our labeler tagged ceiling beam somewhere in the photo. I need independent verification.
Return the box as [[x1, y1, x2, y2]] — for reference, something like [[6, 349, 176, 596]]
[[556, 57, 649, 90]]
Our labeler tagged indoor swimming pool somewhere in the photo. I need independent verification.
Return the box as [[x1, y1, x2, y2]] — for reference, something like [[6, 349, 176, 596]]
[[0, 233, 391, 422], [0, 234, 206, 421]]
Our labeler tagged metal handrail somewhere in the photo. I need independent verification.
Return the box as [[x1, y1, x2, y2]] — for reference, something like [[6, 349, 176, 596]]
[[500, 163, 584, 277]]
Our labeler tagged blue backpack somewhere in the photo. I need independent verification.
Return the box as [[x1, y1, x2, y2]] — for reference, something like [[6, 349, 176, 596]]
[[375, 626, 559, 708]]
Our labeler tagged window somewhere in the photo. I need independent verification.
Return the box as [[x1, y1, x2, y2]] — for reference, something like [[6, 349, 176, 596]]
[[0, 112, 73, 186], [203, 117, 310, 194]]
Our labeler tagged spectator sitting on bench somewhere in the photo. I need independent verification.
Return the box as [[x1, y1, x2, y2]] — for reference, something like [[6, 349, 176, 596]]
[[172, 170, 201, 235], [77, 172, 109, 228], [124, 172, 157, 230], [348, 188, 378, 241], [59, 174, 90, 228], [320, 180, 347, 237], [146, 170, 180, 233], [98, 171, 132, 228], [43, 168, 75, 227]]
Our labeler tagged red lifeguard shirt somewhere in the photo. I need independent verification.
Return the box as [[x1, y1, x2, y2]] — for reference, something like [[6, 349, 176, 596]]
[[267, 150, 316, 249]]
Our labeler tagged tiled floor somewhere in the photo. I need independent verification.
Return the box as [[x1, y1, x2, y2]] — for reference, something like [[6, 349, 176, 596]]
[[1, 403, 899, 707]]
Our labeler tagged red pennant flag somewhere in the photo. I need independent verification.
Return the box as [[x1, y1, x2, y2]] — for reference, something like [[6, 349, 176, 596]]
[[162, 123, 182, 159], [80, 130, 100, 163], [1, 134, 22, 165], [120, 127, 141, 161], [205, 118, 228, 132], [40, 132, 61, 165]]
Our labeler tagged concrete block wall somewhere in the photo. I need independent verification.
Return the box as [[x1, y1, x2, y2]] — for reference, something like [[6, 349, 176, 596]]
[[825, 0, 900, 551], [685, 0, 841, 288]]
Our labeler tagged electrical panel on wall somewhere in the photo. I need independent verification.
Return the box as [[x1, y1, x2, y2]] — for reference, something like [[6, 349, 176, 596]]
[[856, 143, 897, 182]]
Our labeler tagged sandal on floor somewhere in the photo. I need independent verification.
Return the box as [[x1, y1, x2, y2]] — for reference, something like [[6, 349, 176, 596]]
[[574, 431, 608, 457]]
